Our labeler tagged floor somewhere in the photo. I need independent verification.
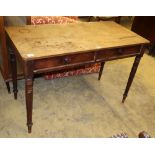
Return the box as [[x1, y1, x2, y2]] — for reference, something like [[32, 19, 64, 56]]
[[0, 52, 155, 137], [0, 17, 155, 137]]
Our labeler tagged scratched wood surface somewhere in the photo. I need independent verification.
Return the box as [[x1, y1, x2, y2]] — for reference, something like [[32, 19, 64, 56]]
[[5, 21, 149, 60]]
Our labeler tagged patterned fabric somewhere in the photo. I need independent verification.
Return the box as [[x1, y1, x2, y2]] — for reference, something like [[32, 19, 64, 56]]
[[44, 63, 100, 80], [31, 16, 78, 25], [31, 16, 100, 80]]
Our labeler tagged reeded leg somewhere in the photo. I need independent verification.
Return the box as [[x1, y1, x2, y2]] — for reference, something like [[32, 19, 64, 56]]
[[5, 81, 11, 94], [9, 48, 18, 99], [25, 61, 34, 133], [98, 62, 105, 80], [122, 55, 142, 103], [25, 78, 33, 133]]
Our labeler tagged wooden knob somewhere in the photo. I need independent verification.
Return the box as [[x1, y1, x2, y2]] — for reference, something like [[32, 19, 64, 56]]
[[118, 48, 123, 54], [64, 57, 71, 64]]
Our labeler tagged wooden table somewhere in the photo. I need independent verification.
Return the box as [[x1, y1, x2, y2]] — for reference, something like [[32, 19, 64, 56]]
[[5, 21, 149, 133]]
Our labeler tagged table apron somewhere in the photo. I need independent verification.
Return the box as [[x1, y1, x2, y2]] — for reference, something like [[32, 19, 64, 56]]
[[96, 45, 141, 61], [32, 45, 141, 74]]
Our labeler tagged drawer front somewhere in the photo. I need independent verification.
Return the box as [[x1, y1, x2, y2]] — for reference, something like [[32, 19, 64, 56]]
[[34, 52, 95, 71], [96, 45, 141, 61]]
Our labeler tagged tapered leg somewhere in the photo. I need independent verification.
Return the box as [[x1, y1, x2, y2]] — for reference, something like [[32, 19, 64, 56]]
[[5, 81, 11, 94], [25, 61, 34, 133], [122, 55, 142, 103], [25, 78, 33, 133], [98, 62, 105, 80], [9, 48, 18, 99]]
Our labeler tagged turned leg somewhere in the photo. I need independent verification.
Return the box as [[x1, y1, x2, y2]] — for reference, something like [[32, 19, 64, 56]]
[[5, 81, 11, 94], [98, 62, 105, 80], [25, 77, 33, 133], [122, 46, 145, 103], [25, 61, 34, 133], [9, 48, 18, 99], [122, 55, 143, 103]]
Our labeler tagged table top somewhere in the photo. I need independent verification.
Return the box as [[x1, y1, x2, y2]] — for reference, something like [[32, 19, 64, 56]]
[[5, 21, 149, 60]]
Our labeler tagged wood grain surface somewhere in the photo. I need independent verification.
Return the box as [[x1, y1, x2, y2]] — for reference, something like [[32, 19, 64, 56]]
[[5, 21, 149, 60]]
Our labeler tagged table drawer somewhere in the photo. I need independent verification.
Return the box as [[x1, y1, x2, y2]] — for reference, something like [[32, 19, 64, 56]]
[[34, 52, 95, 71], [96, 45, 141, 61]]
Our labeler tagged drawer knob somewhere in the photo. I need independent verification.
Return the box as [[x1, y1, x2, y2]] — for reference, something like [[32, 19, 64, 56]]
[[64, 57, 71, 64], [118, 48, 123, 54]]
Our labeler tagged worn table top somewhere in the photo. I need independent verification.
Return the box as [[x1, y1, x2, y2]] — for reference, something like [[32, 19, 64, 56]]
[[5, 21, 149, 60]]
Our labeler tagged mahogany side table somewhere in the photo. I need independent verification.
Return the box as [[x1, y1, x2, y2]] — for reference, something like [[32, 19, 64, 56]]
[[5, 22, 149, 133]]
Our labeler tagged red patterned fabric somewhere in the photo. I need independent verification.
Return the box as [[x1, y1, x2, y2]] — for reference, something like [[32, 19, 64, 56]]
[[31, 16, 100, 80], [31, 16, 78, 25], [44, 63, 100, 80]]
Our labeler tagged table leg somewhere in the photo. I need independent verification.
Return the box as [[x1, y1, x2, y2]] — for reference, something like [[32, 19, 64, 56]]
[[122, 53, 143, 103], [98, 62, 105, 80], [5, 81, 11, 94], [25, 61, 34, 133], [9, 48, 18, 99]]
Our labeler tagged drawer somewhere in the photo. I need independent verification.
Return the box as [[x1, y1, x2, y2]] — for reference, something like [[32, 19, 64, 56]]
[[34, 52, 95, 71], [96, 45, 141, 61]]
